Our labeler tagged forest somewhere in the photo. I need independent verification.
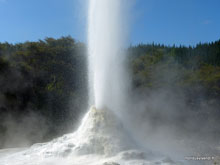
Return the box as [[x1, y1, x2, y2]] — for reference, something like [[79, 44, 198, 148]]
[[0, 36, 219, 148]]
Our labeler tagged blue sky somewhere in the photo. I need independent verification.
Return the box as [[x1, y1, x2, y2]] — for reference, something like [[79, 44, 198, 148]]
[[0, 0, 219, 46]]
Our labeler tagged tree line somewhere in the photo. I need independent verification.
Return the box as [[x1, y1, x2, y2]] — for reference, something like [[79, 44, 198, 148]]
[[0, 36, 219, 147], [0, 37, 88, 147], [129, 40, 220, 98]]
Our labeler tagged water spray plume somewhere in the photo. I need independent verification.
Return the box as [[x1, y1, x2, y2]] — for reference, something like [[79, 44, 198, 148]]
[[88, 0, 128, 111]]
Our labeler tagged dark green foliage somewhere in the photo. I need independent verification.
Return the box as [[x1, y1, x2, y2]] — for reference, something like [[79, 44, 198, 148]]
[[0, 36, 220, 148], [0, 37, 87, 148], [130, 40, 220, 97]]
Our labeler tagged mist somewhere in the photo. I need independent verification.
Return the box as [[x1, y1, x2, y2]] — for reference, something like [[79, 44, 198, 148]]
[[0, 111, 48, 148], [121, 55, 220, 161]]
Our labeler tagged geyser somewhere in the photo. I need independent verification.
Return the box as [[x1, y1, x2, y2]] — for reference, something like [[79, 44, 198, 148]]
[[88, 0, 128, 110], [0, 0, 189, 164]]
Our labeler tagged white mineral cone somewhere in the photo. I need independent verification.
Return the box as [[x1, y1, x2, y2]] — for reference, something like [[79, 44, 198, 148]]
[[72, 106, 136, 156]]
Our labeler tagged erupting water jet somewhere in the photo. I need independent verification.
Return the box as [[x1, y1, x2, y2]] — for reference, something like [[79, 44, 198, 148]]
[[88, 0, 129, 111]]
